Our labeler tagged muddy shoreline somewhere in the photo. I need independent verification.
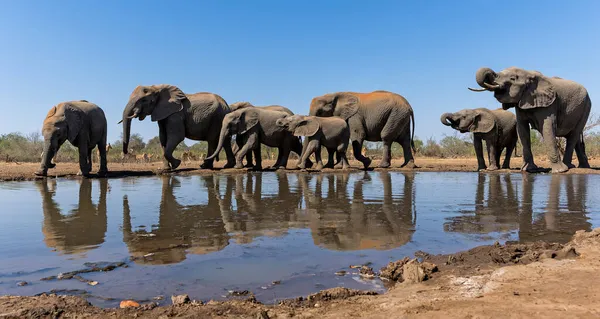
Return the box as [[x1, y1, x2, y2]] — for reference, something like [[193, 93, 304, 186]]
[[2, 229, 600, 318], [2, 157, 600, 181]]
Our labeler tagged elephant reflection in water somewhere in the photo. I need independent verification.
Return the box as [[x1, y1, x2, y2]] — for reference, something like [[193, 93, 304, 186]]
[[299, 171, 416, 251], [443, 174, 520, 234], [519, 174, 591, 243], [220, 172, 304, 244], [122, 175, 230, 265], [37, 178, 108, 255]]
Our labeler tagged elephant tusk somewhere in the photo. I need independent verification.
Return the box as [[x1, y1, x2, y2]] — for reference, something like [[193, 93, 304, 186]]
[[468, 87, 488, 92], [483, 82, 501, 90]]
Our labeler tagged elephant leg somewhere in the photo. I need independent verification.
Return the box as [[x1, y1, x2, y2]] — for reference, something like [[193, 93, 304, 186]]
[[378, 139, 393, 168], [277, 139, 292, 169], [97, 140, 108, 176], [77, 141, 90, 177], [253, 144, 262, 170], [294, 137, 313, 169], [473, 136, 487, 171], [239, 135, 254, 168], [562, 133, 579, 169], [298, 139, 317, 169], [398, 133, 416, 169], [502, 142, 515, 169], [517, 118, 539, 173], [575, 138, 590, 168], [314, 143, 324, 170], [486, 142, 499, 171], [324, 148, 335, 168], [87, 148, 93, 172], [337, 143, 350, 169], [221, 137, 236, 169], [541, 117, 568, 173], [235, 133, 257, 169], [158, 121, 171, 170], [351, 140, 371, 169]]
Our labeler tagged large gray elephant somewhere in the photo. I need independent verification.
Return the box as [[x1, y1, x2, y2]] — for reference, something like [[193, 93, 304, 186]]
[[35, 100, 107, 177], [309, 90, 416, 169], [441, 108, 518, 171], [469, 67, 591, 173], [120, 85, 235, 170], [229, 101, 296, 167], [206, 108, 306, 170], [276, 115, 350, 170]]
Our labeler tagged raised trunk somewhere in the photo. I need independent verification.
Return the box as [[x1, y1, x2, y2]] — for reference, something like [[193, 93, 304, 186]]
[[207, 126, 229, 160], [475, 67, 499, 90], [440, 113, 454, 126]]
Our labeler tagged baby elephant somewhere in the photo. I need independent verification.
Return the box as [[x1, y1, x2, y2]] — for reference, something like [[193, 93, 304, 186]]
[[276, 115, 350, 170], [36, 100, 108, 177], [440, 108, 517, 171]]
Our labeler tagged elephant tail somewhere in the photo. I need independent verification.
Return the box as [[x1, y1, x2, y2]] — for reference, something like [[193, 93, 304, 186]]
[[410, 111, 416, 153]]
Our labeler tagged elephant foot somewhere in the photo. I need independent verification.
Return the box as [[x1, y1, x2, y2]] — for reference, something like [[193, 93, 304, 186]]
[[97, 169, 108, 177], [47, 163, 56, 169], [34, 169, 47, 177], [477, 166, 488, 171], [521, 162, 541, 173], [564, 162, 576, 169], [77, 170, 91, 178], [170, 159, 181, 170], [223, 161, 235, 169], [323, 163, 335, 169], [486, 165, 499, 171], [501, 164, 511, 169], [243, 163, 254, 168], [234, 163, 244, 169], [316, 163, 324, 170], [401, 160, 417, 169], [578, 162, 591, 169], [333, 162, 343, 169], [378, 161, 391, 169], [361, 158, 372, 170], [551, 162, 569, 173], [297, 163, 306, 170], [200, 161, 214, 169]]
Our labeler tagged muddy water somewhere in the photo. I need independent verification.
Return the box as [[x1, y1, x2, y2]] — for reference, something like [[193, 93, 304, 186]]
[[0, 172, 598, 307]]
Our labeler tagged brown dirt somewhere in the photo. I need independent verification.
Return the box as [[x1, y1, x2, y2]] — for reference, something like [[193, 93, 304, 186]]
[[2, 157, 600, 181], [2, 229, 600, 318]]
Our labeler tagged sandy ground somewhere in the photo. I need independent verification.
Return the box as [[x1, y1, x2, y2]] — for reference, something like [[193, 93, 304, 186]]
[[2, 157, 600, 181], [1, 229, 600, 318]]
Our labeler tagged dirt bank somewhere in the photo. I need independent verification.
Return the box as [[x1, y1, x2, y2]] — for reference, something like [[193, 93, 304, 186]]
[[2, 229, 600, 318], [2, 157, 600, 181]]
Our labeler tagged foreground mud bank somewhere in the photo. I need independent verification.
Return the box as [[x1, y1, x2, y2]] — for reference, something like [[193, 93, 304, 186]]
[[2, 158, 600, 181], [2, 229, 600, 318]]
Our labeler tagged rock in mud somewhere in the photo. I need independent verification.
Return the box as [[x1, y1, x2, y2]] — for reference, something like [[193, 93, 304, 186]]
[[335, 270, 347, 276], [171, 294, 190, 305], [358, 266, 376, 279], [380, 257, 410, 281], [119, 300, 140, 308]]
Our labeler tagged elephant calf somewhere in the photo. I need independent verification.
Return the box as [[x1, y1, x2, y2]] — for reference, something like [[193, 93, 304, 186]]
[[276, 115, 350, 170], [206, 108, 307, 170], [441, 108, 517, 171], [36, 100, 108, 177]]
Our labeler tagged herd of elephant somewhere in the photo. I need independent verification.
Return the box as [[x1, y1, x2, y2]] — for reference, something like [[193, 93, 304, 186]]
[[36, 66, 593, 177]]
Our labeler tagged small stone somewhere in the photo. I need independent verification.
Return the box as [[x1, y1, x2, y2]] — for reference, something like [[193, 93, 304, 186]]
[[513, 291, 520, 296], [171, 294, 190, 305], [88, 281, 99, 286], [16, 281, 28, 287], [257, 310, 270, 319], [153, 295, 164, 301], [335, 270, 347, 276], [271, 281, 281, 285], [120, 300, 140, 308], [314, 303, 320, 308]]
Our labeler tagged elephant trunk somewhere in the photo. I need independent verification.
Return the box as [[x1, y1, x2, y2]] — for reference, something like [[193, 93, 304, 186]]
[[206, 125, 229, 160], [469, 67, 500, 91], [440, 113, 454, 126], [40, 139, 56, 170], [121, 101, 138, 155]]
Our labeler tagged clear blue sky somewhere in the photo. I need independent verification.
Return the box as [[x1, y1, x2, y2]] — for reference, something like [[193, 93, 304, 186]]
[[1, 1, 599, 145]]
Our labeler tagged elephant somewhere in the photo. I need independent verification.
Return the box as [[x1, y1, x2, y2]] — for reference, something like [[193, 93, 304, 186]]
[[440, 108, 518, 171], [36, 178, 108, 254], [469, 67, 592, 173], [35, 100, 108, 177], [206, 108, 308, 170], [276, 115, 350, 170], [309, 90, 416, 169], [120, 85, 235, 171], [229, 101, 298, 167]]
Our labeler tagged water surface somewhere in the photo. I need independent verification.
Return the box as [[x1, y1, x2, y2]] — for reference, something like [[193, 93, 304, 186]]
[[0, 171, 597, 307]]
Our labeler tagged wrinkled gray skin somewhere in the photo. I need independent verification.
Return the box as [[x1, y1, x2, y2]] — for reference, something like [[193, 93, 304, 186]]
[[469, 67, 591, 173], [121, 85, 235, 170], [309, 90, 416, 169], [441, 108, 518, 171], [277, 115, 350, 170], [206, 108, 306, 170], [35, 100, 107, 177], [229, 102, 304, 167]]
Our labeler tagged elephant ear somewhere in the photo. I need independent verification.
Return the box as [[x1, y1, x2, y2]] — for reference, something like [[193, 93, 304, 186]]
[[239, 109, 259, 135], [64, 104, 84, 144], [332, 93, 359, 120], [151, 85, 186, 122], [293, 118, 320, 137], [470, 109, 495, 134], [519, 73, 556, 109]]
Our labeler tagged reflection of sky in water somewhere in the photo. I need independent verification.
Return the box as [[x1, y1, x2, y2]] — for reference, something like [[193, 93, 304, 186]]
[[0, 172, 598, 307]]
